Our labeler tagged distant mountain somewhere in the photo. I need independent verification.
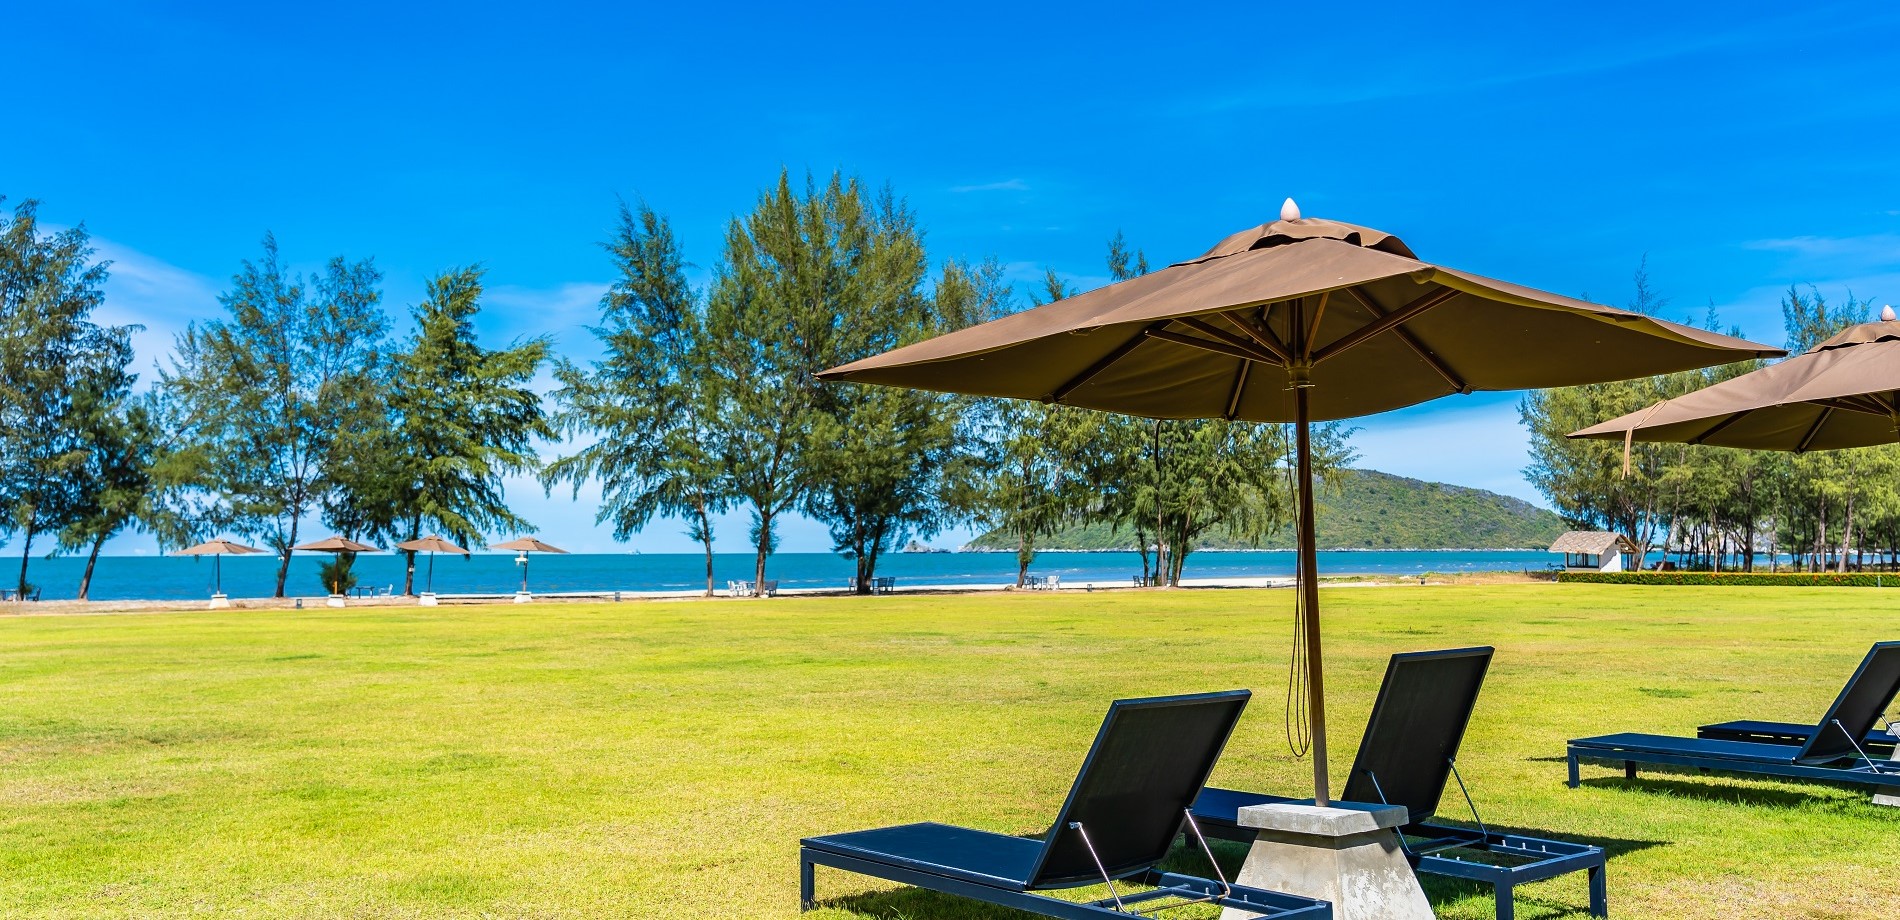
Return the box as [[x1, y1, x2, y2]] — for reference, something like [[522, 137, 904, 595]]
[[966, 469, 1565, 551]]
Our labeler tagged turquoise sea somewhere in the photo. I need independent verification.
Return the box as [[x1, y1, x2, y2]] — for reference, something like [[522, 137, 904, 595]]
[[5, 550, 1556, 602]]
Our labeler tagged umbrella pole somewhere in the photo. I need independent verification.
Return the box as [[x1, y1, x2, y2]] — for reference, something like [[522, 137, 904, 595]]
[[1295, 387, 1331, 806], [427, 553, 435, 594], [215, 555, 222, 595]]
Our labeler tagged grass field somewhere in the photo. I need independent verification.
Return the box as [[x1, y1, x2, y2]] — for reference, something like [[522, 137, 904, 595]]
[[2, 584, 1896, 919]]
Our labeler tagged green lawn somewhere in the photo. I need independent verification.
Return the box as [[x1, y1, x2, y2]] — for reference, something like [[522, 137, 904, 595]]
[[1, 585, 1896, 919]]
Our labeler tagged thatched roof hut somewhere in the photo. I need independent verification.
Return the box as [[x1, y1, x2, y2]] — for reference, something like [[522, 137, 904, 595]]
[[1549, 531, 1637, 572]]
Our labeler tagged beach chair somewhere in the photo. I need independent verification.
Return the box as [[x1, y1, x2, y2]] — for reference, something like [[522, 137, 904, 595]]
[[1695, 641, 1900, 753], [1192, 647, 1606, 920], [1568, 641, 1900, 797], [800, 690, 1330, 919]]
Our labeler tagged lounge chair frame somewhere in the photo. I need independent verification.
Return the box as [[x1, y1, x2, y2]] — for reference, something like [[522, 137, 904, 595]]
[[1193, 647, 1606, 920], [1568, 641, 1900, 795], [1696, 720, 1896, 751], [800, 690, 1329, 919]]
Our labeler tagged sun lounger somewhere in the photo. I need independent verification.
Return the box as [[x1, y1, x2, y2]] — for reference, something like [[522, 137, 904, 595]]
[[800, 690, 1330, 919], [1691, 643, 1900, 753], [1569, 641, 1900, 797], [1192, 647, 1606, 920]]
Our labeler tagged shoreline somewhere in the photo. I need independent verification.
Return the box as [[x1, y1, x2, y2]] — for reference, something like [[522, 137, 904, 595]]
[[0, 571, 1551, 617]]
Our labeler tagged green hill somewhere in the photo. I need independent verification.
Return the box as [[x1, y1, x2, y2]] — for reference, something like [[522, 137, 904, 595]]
[[966, 469, 1564, 551]]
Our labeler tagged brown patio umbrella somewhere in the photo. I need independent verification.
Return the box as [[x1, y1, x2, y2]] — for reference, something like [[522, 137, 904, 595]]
[[490, 537, 568, 596], [819, 203, 1781, 804], [1571, 310, 1900, 453], [293, 536, 380, 597], [395, 535, 470, 595], [490, 538, 568, 554], [293, 536, 380, 553], [178, 538, 264, 596]]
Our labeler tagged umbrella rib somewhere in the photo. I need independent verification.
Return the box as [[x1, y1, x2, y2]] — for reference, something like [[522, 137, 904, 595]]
[[1302, 292, 1330, 358], [1176, 316, 1286, 366], [1045, 322, 1163, 402], [1217, 311, 1295, 365], [1339, 286, 1470, 394], [1817, 394, 1893, 417], [1796, 406, 1834, 453], [1310, 287, 1459, 366], [1687, 411, 1748, 445], [1147, 328, 1279, 365], [1224, 358, 1251, 420]]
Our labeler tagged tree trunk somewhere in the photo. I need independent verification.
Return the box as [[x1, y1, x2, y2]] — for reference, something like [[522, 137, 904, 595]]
[[402, 550, 417, 596], [753, 511, 772, 598], [696, 501, 715, 598], [77, 534, 105, 601], [15, 521, 35, 597], [856, 552, 874, 595], [1839, 492, 1855, 575], [275, 519, 298, 598], [1016, 528, 1031, 587]]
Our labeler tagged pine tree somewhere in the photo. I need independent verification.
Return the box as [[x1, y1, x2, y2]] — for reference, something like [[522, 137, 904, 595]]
[[0, 199, 126, 598], [546, 202, 727, 595], [160, 237, 386, 596], [377, 267, 551, 594]]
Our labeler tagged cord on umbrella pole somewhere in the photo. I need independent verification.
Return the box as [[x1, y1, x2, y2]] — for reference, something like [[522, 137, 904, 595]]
[[1283, 419, 1311, 760]]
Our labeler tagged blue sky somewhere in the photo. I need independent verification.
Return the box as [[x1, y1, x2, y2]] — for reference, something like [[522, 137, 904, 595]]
[[6, 1, 1898, 555]]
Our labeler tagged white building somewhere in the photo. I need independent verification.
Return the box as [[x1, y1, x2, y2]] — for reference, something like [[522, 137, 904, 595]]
[[1549, 531, 1637, 573]]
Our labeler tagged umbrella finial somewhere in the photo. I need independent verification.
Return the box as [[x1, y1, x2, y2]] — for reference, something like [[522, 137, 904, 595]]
[[1280, 198, 1302, 222], [1883, 305, 1896, 322]]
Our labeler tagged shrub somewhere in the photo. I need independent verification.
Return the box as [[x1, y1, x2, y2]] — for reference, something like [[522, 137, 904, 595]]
[[317, 554, 359, 595], [1557, 570, 1897, 587]]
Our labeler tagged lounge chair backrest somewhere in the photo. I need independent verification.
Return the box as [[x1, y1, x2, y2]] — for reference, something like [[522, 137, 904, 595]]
[[1027, 690, 1250, 890], [1340, 646, 1494, 825], [1796, 640, 1900, 764]]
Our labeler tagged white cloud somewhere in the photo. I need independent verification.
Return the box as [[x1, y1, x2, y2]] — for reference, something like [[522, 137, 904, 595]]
[[1743, 233, 1900, 263], [950, 179, 1030, 194], [79, 236, 223, 382], [480, 281, 609, 355]]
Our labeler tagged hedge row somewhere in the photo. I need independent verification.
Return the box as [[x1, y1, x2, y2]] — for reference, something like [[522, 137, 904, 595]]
[[1557, 570, 1900, 587]]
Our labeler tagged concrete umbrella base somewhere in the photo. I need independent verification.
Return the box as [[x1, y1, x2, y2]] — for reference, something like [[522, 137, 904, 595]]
[[208, 593, 231, 610], [1223, 801, 1433, 920], [418, 592, 439, 607], [325, 594, 346, 608]]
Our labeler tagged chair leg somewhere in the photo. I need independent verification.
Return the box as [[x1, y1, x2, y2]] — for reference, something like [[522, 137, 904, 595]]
[[1494, 880, 1514, 920], [1567, 751, 1581, 788], [1624, 760, 1637, 780], [800, 856, 815, 911], [1589, 862, 1609, 917]]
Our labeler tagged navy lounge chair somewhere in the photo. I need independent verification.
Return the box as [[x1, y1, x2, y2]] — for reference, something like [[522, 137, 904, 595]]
[[1569, 641, 1900, 796], [1192, 648, 1607, 920], [800, 690, 1330, 919], [1695, 641, 1900, 753]]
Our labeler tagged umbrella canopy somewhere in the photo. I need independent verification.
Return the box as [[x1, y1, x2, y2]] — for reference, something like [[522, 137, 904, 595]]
[[822, 212, 1778, 422], [820, 204, 1781, 805], [178, 538, 264, 597], [177, 538, 265, 556], [292, 536, 380, 553], [490, 537, 568, 554], [1571, 313, 1900, 452], [396, 535, 471, 555]]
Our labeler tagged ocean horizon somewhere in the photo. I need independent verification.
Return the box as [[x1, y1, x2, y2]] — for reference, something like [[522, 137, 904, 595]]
[[5, 549, 1565, 602]]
